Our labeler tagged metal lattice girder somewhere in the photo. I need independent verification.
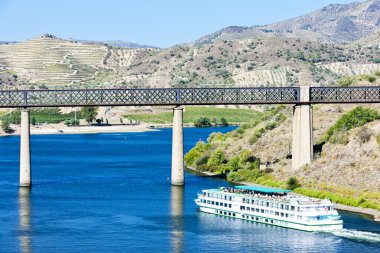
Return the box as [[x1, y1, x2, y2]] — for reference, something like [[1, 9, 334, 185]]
[[179, 87, 298, 104], [0, 87, 299, 108], [310, 87, 380, 103], [0, 90, 25, 107]]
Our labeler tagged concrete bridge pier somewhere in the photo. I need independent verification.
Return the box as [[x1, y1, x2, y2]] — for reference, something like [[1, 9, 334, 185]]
[[171, 106, 184, 186], [20, 109, 31, 187], [292, 87, 313, 170]]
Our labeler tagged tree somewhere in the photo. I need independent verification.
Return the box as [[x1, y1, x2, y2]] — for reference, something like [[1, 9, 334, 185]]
[[287, 177, 301, 190], [221, 118, 229, 126], [80, 107, 97, 124], [1, 119, 13, 133], [31, 117, 36, 126], [96, 119, 102, 125], [194, 117, 212, 127]]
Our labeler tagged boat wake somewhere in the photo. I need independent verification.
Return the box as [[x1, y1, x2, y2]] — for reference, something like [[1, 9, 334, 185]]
[[331, 229, 380, 243]]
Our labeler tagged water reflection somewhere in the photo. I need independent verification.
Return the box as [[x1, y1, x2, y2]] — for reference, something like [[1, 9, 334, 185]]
[[170, 186, 184, 253], [18, 187, 32, 253]]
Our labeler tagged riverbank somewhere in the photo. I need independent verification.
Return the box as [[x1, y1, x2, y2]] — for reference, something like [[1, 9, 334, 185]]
[[0, 122, 156, 136], [186, 166, 380, 222]]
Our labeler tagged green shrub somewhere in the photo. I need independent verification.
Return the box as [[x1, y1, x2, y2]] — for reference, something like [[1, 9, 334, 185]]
[[286, 177, 301, 190], [206, 148, 225, 169], [323, 107, 379, 143], [337, 76, 355, 86], [207, 132, 225, 143], [1, 119, 13, 133], [184, 141, 207, 166], [227, 168, 262, 182], [195, 154, 210, 167], [367, 76, 376, 83], [194, 117, 212, 127], [236, 127, 245, 134], [329, 130, 349, 145], [221, 118, 229, 126], [249, 128, 266, 144], [265, 121, 278, 131]]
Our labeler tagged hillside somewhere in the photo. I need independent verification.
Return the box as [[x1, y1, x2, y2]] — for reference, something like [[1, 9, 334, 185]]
[[184, 77, 380, 212], [192, 0, 380, 45]]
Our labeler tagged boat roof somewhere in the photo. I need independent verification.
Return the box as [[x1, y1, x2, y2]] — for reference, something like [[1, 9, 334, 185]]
[[235, 185, 291, 194]]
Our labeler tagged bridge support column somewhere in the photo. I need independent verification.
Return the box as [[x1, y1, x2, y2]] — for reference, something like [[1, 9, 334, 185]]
[[20, 109, 31, 187], [171, 106, 184, 186], [292, 87, 313, 170]]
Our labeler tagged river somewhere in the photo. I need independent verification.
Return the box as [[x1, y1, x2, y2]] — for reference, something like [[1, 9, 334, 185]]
[[0, 127, 379, 252]]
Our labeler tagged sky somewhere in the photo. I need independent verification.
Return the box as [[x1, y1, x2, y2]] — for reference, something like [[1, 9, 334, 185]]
[[0, 0, 363, 48]]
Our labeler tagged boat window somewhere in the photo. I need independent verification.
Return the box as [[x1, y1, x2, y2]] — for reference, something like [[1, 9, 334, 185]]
[[224, 196, 227, 200], [229, 196, 232, 201], [270, 220, 273, 224], [233, 213, 236, 217], [228, 212, 231, 216], [289, 214, 294, 219], [240, 206, 245, 210], [224, 203, 227, 207], [207, 193, 210, 197], [280, 213, 284, 217], [297, 215, 302, 220], [285, 205, 289, 210], [275, 212, 279, 216], [291, 206, 295, 211], [261, 209, 264, 213], [280, 204, 284, 209], [251, 200, 255, 204], [285, 214, 289, 218], [270, 211, 274, 215], [256, 208, 259, 212], [265, 219, 268, 222], [275, 203, 278, 209], [297, 207, 300, 212], [216, 202, 219, 205], [207, 200, 210, 204], [229, 204, 231, 208], [247, 207, 250, 211], [224, 212, 227, 215], [266, 202, 269, 207]]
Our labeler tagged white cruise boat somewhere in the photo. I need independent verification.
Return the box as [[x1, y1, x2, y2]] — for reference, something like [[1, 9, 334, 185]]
[[195, 186, 343, 232]]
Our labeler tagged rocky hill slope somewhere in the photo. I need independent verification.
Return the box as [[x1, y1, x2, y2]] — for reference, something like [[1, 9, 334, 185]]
[[193, 0, 380, 45]]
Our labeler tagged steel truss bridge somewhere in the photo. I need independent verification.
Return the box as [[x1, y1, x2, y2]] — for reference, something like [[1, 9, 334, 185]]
[[1, 86, 380, 108]]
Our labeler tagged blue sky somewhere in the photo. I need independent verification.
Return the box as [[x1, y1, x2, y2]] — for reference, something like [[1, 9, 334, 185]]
[[0, 0, 362, 47]]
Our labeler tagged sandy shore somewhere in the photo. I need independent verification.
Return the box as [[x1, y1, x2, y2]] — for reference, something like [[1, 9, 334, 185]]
[[186, 166, 380, 222], [0, 122, 157, 136]]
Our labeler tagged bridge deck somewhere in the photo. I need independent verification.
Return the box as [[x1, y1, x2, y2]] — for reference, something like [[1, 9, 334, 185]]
[[0, 87, 298, 107], [1, 86, 380, 108]]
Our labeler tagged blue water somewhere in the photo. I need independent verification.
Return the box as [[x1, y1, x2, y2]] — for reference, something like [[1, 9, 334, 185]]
[[0, 127, 379, 253]]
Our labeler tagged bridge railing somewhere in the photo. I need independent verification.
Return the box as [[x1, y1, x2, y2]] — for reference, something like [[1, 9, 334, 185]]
[[0, 87, 299, 107], [310, 86, 380, 103]]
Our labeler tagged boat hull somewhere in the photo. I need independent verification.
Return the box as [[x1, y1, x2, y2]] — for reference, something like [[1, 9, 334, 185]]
[[198, 205, 343, 232]]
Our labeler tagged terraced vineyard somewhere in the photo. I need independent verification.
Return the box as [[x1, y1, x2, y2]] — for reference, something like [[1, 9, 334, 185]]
[[0, 36, 108, 85]]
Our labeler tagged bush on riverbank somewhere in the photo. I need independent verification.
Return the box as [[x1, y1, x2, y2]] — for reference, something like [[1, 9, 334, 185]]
[[194, 117, 212, 127]]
